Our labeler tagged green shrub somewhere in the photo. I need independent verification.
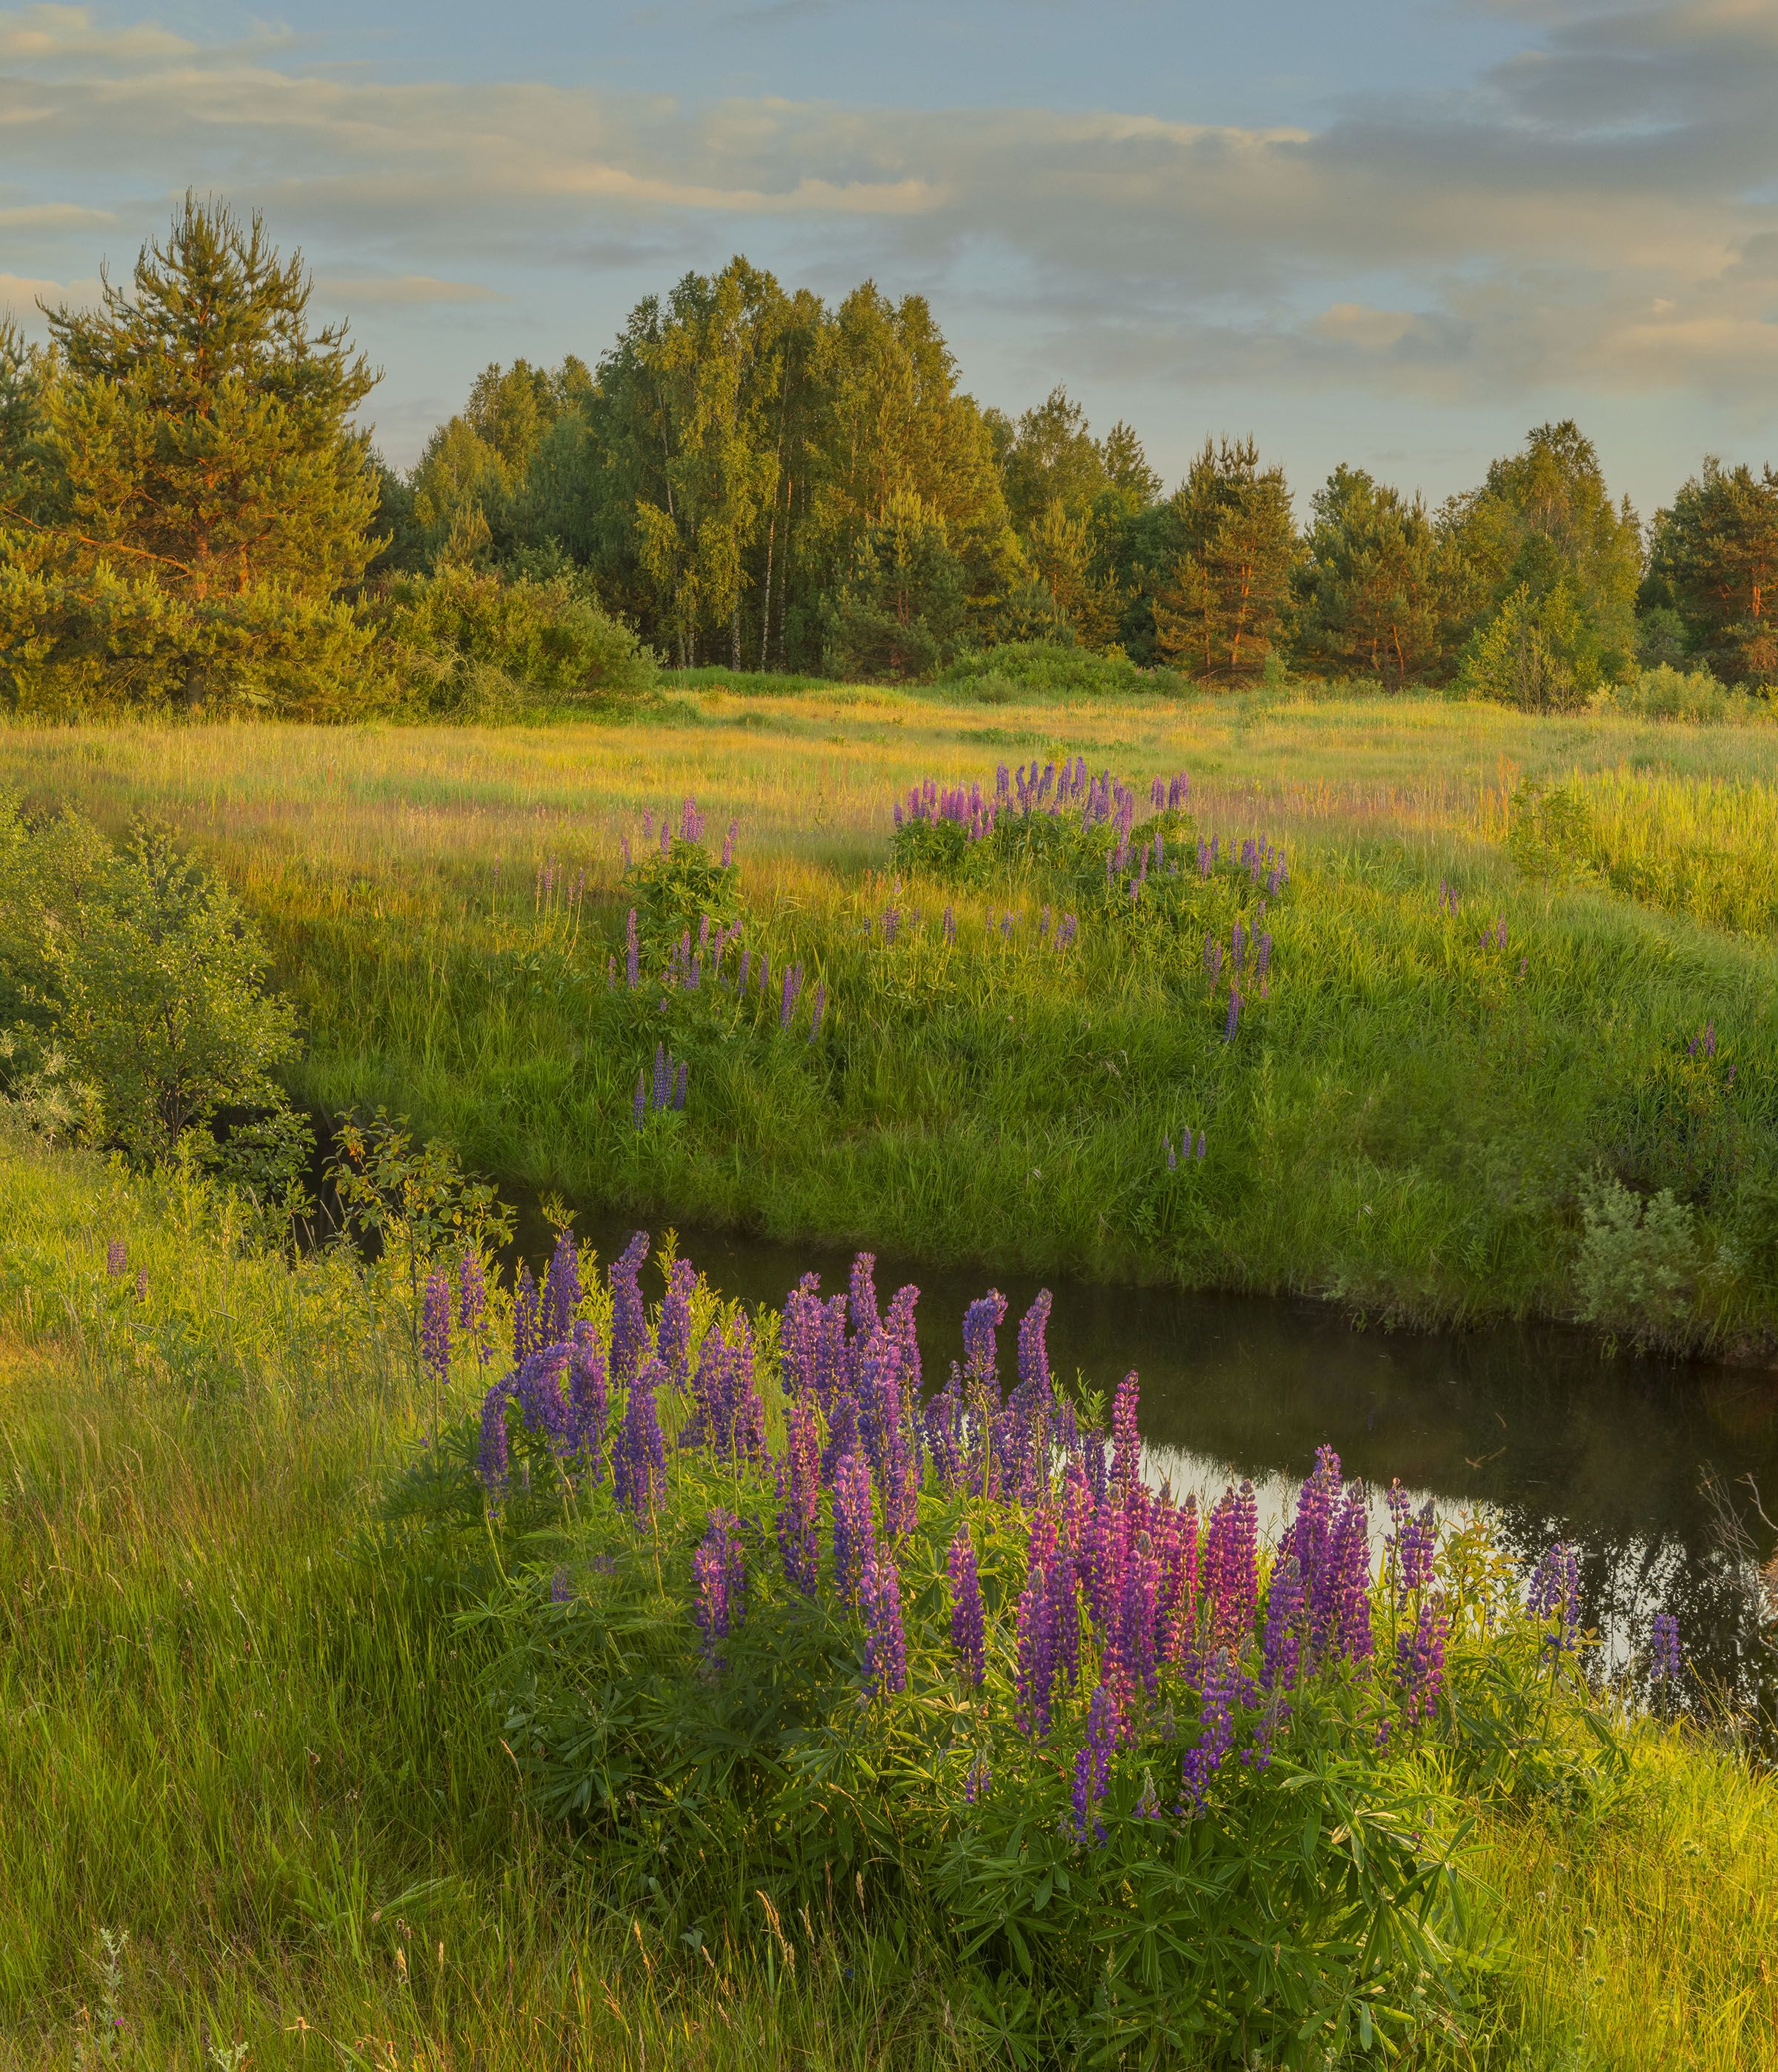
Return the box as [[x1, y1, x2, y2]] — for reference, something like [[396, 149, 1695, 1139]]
[[1609, 663, 1768, 726], [0, 802, 307, 1186], [1507, 776, 1598, 883], [380, 564, 657, 715], [1574, 1173, 1701, 1345], [1456, 582, 1605, 712], [936, 642, 1155, 701]]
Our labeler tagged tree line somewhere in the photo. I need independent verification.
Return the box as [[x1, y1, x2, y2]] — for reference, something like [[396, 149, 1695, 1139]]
[[2, 200, 1774, 715]]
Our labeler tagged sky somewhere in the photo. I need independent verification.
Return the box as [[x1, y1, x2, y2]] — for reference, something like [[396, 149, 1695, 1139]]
[[1, 0, 1775, 513]]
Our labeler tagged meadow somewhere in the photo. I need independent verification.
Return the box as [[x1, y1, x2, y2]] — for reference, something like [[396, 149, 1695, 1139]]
[[3, 1126, 1777, 2068], [1, 677, 1775, 1351]]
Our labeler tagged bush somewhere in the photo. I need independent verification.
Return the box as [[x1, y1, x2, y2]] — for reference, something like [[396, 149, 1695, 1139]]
[[379, 564, 657, 715], [1574, 1173, 1701, 1345], [1456, 582, 1605, 712], [0, 802, 308, 1187], [1608, 663, 1768, 726], [936, 642, 1155, 702]]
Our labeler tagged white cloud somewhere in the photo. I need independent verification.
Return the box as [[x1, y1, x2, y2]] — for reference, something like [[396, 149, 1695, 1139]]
[[0, 0, 1771, 417]]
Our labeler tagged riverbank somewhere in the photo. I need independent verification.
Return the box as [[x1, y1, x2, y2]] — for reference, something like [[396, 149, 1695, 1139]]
[[1, 683, 1774, 1357], [1, 1130, 1774, 2068]]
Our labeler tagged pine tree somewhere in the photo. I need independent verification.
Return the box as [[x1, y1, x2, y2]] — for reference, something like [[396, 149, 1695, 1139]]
[[1648, 459, 1778, 685], [1, 197, 386, 713], [1296, 465, 1446, 684], [1153, 439, 1298, 682]]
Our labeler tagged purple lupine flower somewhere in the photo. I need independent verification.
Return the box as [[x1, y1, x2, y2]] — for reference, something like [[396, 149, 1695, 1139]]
[[1016, 1290, 1053, 1396], [1158, 1495, 1201, 1670], [1395, 1593, 1449, 1725], [1262, 1554, 1306, 1694], [1528, 1541, 1582, 1652], [1204, 936, 1222, 985], [458, 1251, 489, 1361], [541, 1230, 582, 1345], [1111, 1370, 1142, 1508], [612, 1358, 667, 1519], [831, 1449, 876, 1608], [964, 1753, 991, 1803], [861, 1548, 908, 1696], [513, 1265, 540, 1364], [849, 1251, 881, 1339], [656, 1257, 696, 1386], [1202, 1482, 1259, 1650], [1179, 1650, 1239, 1813], [550, 1568, 572, 1604], [1223, 985, 1241, 1042], [633, 1070, 647, 1128], [776, 1392, 822, 1596], [625, 909, 639, 990], [925, 1363, 965, 1490], [608, 1231, 651, 1382], [1256, 932, 1272, 979], [672, 1061, 687, 1110], [948, 1526, 986, 1687], [943, 905, 956, 945], [693, 1510, 745, 1667], [1070, 1680, 1120, 1845], [1325, 1490, 1374, 1665], [738, 947, 750, 993], [422, 1267, 452, 1394], [1650, 1610, 1682, 1685], [476, 1376, 516, 1491], [1385, 1482, 1437, 1591], [653, 1042, 669, 1110], [511, 1343, 575, 1453], [568, 1320, 608, 1476], [962, 1290, 1006, 1389], [1015, 1556, 1059, 1737], [105, 1240, 127, 1277]]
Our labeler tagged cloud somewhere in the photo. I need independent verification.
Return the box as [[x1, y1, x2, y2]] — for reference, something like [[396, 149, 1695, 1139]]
[[0, 0, 1772, 412], [312, 273, 509, 308]]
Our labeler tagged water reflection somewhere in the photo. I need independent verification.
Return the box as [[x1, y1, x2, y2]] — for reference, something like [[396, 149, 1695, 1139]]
[[524, 1201, 1778, 1718]]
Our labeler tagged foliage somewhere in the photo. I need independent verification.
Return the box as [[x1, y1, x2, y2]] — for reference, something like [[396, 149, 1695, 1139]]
[[619, 807, 744, 964], [936, 640, 1151, 701], [0, 198, 387, 717], [1296, 465, 1454, 686], [1506, 777, 1597, 882], [374, 562, 657, 714], [1574, 1173, 1702, 1346], [1455, 581, 1601, 711], [822, 492, 966, 681], [1648, 459, 1778, 687], [1610, 662, 1768, 725], [0, 801, 307, 1184], [1152, 437, 1299, 682]]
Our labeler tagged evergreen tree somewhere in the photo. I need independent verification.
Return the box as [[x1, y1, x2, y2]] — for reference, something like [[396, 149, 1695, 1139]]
[[1153, 439, 1298, 682], [1296, 465, 1447, 684], [1, 197, 385, 713], [1444, 421, 1641, 688], [1648, 459, 1778, 685], [822, 490, 965, 679]]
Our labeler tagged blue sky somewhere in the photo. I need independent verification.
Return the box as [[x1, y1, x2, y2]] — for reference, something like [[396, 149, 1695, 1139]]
[[2, 1, 1774, 513]]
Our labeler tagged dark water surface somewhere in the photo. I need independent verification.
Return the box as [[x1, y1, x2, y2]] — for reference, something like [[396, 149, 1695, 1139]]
[[518, 1198, 1778, 1715]]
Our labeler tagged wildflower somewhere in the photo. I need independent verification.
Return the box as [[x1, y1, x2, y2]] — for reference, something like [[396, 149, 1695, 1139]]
[[540, 1230, 582, 1345], [672, 1060, 687, 1110], [653, 1042, 669, 1110], [612, 1359, 667, 1519], [948, 1526, 986, 1686], [1650, 1610, 1682, 1685], [1179, 1650, 1239, 1813], [1261, 1554, 1305, 1695], [1223, 985, 1241, 1041], [775, 1393, 822, 1595], [656, 1257, 696, 1386], [1202, 1482, 1259, 1649], [1528, 1540, 1582, 1652], [861, 1548, 908, 1696], [832, 1448, 876, 1608], [1385, 1480, 1436, 1590], [422, 1267, 451, 1394], [625, 909, 639, 990], [550, 1568, 572, 1605], [1111, 1370, 1141, 1507], [693, 1510, 746, 1666], [1015, 1557, 1058, 1737], [633, 1070, 647, 1128], [963, 1753, 991, 1802], [458, 1250, 489, 1358], [568, 1320, 608, 1476], [105, 1240, 127, 1277], [1070, 1680, 1119, 1844], [1395, 1593, 1450, 1724], [607, 1231, 651, 1382]]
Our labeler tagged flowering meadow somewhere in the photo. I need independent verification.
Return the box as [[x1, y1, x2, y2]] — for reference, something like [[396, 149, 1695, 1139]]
[[396, 1225, 1690, 2065]]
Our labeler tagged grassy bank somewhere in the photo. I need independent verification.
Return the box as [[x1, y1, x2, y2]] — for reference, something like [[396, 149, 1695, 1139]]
[[0, 1130, 1774, 2067], [1, 681, 1776, 1348]]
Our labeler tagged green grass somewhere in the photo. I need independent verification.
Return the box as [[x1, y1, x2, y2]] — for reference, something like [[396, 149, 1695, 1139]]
[[1, 682, 1777, 1348], [0, 1128, 1775, 2068]]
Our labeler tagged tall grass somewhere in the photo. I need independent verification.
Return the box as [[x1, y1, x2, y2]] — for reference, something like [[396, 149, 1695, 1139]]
[[1, 685, 1777, 1345], [0, 1129, 1775, 2067]]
